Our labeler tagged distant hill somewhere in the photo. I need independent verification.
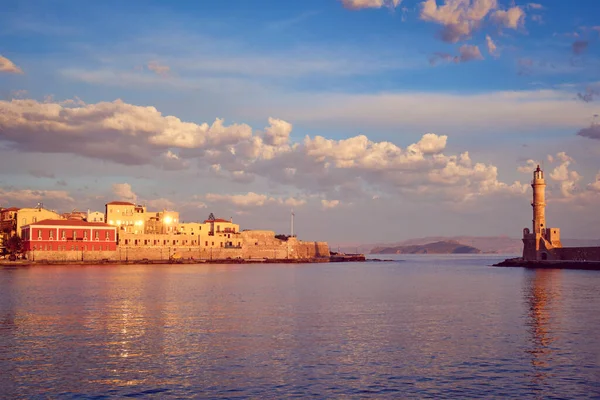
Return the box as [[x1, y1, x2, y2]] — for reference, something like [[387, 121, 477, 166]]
[[371, 240, 481, 255], [340, 236, 600, 255]]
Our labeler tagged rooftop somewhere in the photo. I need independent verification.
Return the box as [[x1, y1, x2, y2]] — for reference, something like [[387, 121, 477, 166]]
[[23, 219, 114, 228], [106, 201, 135, 206], [1, 207, 20, 212]]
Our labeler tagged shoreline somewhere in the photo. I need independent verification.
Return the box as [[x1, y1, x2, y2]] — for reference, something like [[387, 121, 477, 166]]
[[0, 254, 367, 267], [493, 257, 600, 271]]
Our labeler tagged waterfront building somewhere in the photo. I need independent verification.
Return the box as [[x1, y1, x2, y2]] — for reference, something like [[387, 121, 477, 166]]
[[61, 210, 87, 220], [145, 210, 179, 234], [21, 219, 118, 261], [204, 213, 239, 236], [522, 165, 600, 261], [104, 202, 146, 234], [86, 210, 105, 223], [178, 222, 204, 236], [0, 207, 20, 238], [15, 206, 62, 237]]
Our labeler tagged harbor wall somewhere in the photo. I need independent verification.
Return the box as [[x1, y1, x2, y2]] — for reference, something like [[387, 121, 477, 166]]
[[554, 247, 600, 261]]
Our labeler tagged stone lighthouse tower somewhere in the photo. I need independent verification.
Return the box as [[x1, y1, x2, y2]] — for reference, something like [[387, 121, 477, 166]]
[[531, 165, 546, 234], [522, 165, 561, 260]]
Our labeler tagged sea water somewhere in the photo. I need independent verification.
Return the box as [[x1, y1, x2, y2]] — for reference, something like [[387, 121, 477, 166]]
[[1, 255, 600, 398]]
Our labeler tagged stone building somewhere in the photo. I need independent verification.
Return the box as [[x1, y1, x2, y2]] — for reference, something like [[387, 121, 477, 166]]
[[105, 201, 147, 234], [21, 219, 118, 261], [15, 206, 62, 237], [86, 210, 105, 223], [522, 165, 600, 261], [145, 210, 180, 235]]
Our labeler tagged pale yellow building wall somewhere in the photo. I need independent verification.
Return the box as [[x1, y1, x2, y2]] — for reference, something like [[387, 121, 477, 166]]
[[178, 222, 204, 236], [86, 211, 105, 223], [17, 208, 62, 236], [106, 204, 146, 234]]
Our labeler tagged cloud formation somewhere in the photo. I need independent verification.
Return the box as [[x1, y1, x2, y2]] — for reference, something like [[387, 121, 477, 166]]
[[0, 188, 74, 206], [112, 183, 137, 203], [420, 0, 497, 43], [577, 123, 600, 139], [204, 192, 307, 209], [430, 45, 484, 64], [572, 40, 589, 55], [0, 96, 542, 205], [341, 0, 401, 10], [147, 61, 170, 77], [0, 55, 24, 74], [577, 85, 599, 103], [486, 35, 497, 56], [490, 6, 525, 29], [321, 199, 340, 209]]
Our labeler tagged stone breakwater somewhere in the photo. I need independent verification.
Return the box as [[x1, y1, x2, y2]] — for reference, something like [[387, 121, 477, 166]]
[[494, 257, 600, 271], [0, 254, 366, 267]]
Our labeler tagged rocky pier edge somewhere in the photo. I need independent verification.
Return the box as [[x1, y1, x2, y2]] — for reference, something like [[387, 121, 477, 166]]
[[0, 254, 368, 267], [494, 257, 600, 271]]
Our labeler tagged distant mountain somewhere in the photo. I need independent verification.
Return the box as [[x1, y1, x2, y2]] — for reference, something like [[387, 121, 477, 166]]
[[371, 240, 481, 255], [340, 236, 600, 255]]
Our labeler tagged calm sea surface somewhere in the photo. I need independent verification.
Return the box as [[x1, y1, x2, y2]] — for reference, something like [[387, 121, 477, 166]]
[[1, 255, 600, 399]]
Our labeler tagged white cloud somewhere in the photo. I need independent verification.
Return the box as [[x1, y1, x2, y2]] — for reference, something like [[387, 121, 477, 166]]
[[0, 55, 24, 74], [341, 0, 401, 10], [420, 0, 498, 43], [0, 188, 74, 205], [486, 35, 497, 56], [112, 183, 137, 203], [526, 3, 544, 10], [204, 192, 308, 209], [147, 61, 170, 77], [491, 6, 525, 30], [588, 172, 600, 193], [321, 199, 340, 209], [548, 152, 582, 198], [145, 198, 175, 210], [517, 159, 539, 173], [205, 192, 270, 208], [0, 96, 557, 206], [0, 98, 253, 167]]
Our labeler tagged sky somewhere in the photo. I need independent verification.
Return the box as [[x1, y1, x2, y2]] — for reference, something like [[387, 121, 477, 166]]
[[1, 0, 600, 244]]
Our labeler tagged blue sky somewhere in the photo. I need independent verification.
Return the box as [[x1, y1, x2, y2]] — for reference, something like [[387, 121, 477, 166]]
[[1, 0, 600, 243]]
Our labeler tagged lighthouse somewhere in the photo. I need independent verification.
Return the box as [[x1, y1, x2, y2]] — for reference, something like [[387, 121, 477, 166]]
[[531, 165, 546, 235], [522, 165, 562, 261]]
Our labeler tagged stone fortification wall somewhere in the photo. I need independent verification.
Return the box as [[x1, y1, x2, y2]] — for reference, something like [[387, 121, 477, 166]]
[[25, 250, 118, 262], [554, 247, 600, 261], [23, 230, 330, 261]]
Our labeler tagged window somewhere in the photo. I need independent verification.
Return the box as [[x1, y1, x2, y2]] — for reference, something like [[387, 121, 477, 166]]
[[205, 241, 208, 246], [38, 230, 42, 240], [95, 231, 99, 240], [84, 231, 87, 240], [73, 231, 77, 240], [105, 231, 110, 240], [62, 230, 66, 239], [22, 218, 26, 225], [33, 217, 37, 223], [49, 231, 54, 239]]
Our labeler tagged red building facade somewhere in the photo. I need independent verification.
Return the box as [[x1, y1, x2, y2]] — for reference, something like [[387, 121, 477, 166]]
[[21, 219, 118, 252]]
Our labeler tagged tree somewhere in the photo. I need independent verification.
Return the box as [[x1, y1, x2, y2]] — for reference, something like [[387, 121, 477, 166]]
[[5, 235, 23, 257]]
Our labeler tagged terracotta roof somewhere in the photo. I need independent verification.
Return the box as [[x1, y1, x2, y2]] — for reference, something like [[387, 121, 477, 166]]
[[23, 219, 114, 228], [106, 201, 135, 206], [204, 218, 231, 223], [1, 207, 21, 212]]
